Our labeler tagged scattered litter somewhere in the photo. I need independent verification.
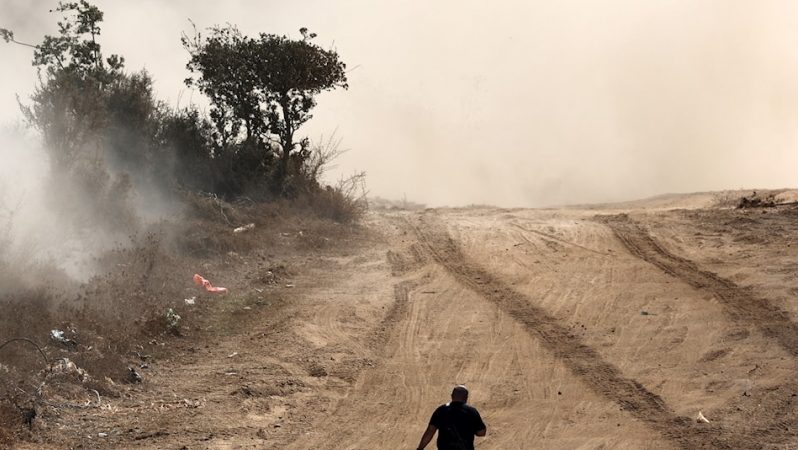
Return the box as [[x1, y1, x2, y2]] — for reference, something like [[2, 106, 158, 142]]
[[50, 329, 67, 342], [243, 306, 251, 310], [50, 329, 77, 348], [50, 358, 90, 382], [696, 411, 710, 423], [227, 352, 239, 358], [128, 367, 143, 383], [285, 284, 295, 288], [193, 274, 228, 294], [640, 310, 657, 316], [254, 288, 264, 293], [150, 399, 204, 411], [183, 398, 203, 408], [166, 308, 181, 328], [184, 296, 196, 305], [233, 223, 256, 233], [98, 433, 108, 438]]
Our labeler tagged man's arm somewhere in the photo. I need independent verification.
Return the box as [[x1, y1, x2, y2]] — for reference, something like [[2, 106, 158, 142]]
[[416, 424, 437, 450], [473, 408, 487, 437]]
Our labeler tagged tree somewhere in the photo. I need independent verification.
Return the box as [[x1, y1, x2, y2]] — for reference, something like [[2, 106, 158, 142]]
[[183, 25, 348, 188], [2, 1, 165, 231], [4, 1, 127, 169]]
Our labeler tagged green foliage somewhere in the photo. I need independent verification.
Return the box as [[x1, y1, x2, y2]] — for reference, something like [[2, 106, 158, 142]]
[[183, 25, 348, 190], [3, 2, 360, 216], [18, 0, 130, 170], [6, 2, 162, 232], [0, 28, 14, 43], [33, 1, 124, 75]]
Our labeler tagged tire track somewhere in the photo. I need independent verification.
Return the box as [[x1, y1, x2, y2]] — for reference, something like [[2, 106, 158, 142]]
[[408, 216, 728, 450], [603, 214, 798, 359], [511, 222, 610, 256]]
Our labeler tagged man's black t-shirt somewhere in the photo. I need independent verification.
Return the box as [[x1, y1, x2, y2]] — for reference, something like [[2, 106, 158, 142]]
[[429, 401, 486, 450]]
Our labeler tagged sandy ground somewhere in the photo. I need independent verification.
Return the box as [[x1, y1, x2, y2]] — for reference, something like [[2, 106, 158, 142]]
[[15, 199, 798, 449]]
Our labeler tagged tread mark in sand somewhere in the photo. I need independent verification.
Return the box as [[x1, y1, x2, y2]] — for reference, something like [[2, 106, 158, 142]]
[[603, 214, 798, 359], [511, 222, 609, 256], [409, 218, 728, 450]]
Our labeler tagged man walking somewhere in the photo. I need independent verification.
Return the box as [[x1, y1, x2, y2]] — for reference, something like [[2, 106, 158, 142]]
[[415, 385, 487, 450]]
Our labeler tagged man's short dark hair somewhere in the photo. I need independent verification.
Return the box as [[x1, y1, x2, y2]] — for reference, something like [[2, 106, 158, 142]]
[[452, 384, 469, 400]]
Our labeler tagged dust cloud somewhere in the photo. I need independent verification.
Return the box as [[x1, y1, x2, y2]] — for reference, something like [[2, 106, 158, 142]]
[[0, 126, 172, 283], [2, 0, 798, 208]]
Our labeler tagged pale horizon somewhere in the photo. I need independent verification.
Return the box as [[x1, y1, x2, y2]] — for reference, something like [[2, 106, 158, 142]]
[[3, 0, 798, 207]]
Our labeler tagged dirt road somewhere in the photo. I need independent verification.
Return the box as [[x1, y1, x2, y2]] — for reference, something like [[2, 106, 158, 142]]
[[29, 204, 798, 449]]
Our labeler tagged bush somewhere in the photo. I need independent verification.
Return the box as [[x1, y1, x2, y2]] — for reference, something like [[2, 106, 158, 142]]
[[308, 172, 368, 224]]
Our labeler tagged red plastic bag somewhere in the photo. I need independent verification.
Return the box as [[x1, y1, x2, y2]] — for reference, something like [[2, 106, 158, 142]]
[[193, 274, 228, 294]]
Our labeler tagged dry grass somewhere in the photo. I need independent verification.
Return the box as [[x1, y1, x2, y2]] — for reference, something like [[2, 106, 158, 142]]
[[0, 188, 366, 441], [306, 172, 368, 224]]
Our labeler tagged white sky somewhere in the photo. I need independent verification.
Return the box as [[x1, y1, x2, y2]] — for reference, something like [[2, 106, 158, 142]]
[[3, 0, 798, 207]]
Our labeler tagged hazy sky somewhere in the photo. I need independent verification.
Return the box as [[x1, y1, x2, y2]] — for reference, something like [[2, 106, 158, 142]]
[[3, 0, 798, 207]]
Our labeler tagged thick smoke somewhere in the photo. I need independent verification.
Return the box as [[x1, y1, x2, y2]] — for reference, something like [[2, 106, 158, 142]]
[[1, 129, 98, 282], [0, 125, 176, 283]]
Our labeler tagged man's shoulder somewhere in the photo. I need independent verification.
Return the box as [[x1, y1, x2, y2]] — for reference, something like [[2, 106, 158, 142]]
[[462, 404, 481, 414], [435, 402, 480, 413], [433, 402, 451, 413]]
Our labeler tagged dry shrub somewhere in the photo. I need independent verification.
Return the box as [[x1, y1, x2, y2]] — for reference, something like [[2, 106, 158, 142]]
[[713, 190, 787, 209], [737, 191, 779, 209], [302, 132, 345, 184], [84, 231, 187, 331], [307, 172, 368, 224], [181, 190, 245, 225], [175, 217, 255, 257], [174, 191, 267, 256]]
